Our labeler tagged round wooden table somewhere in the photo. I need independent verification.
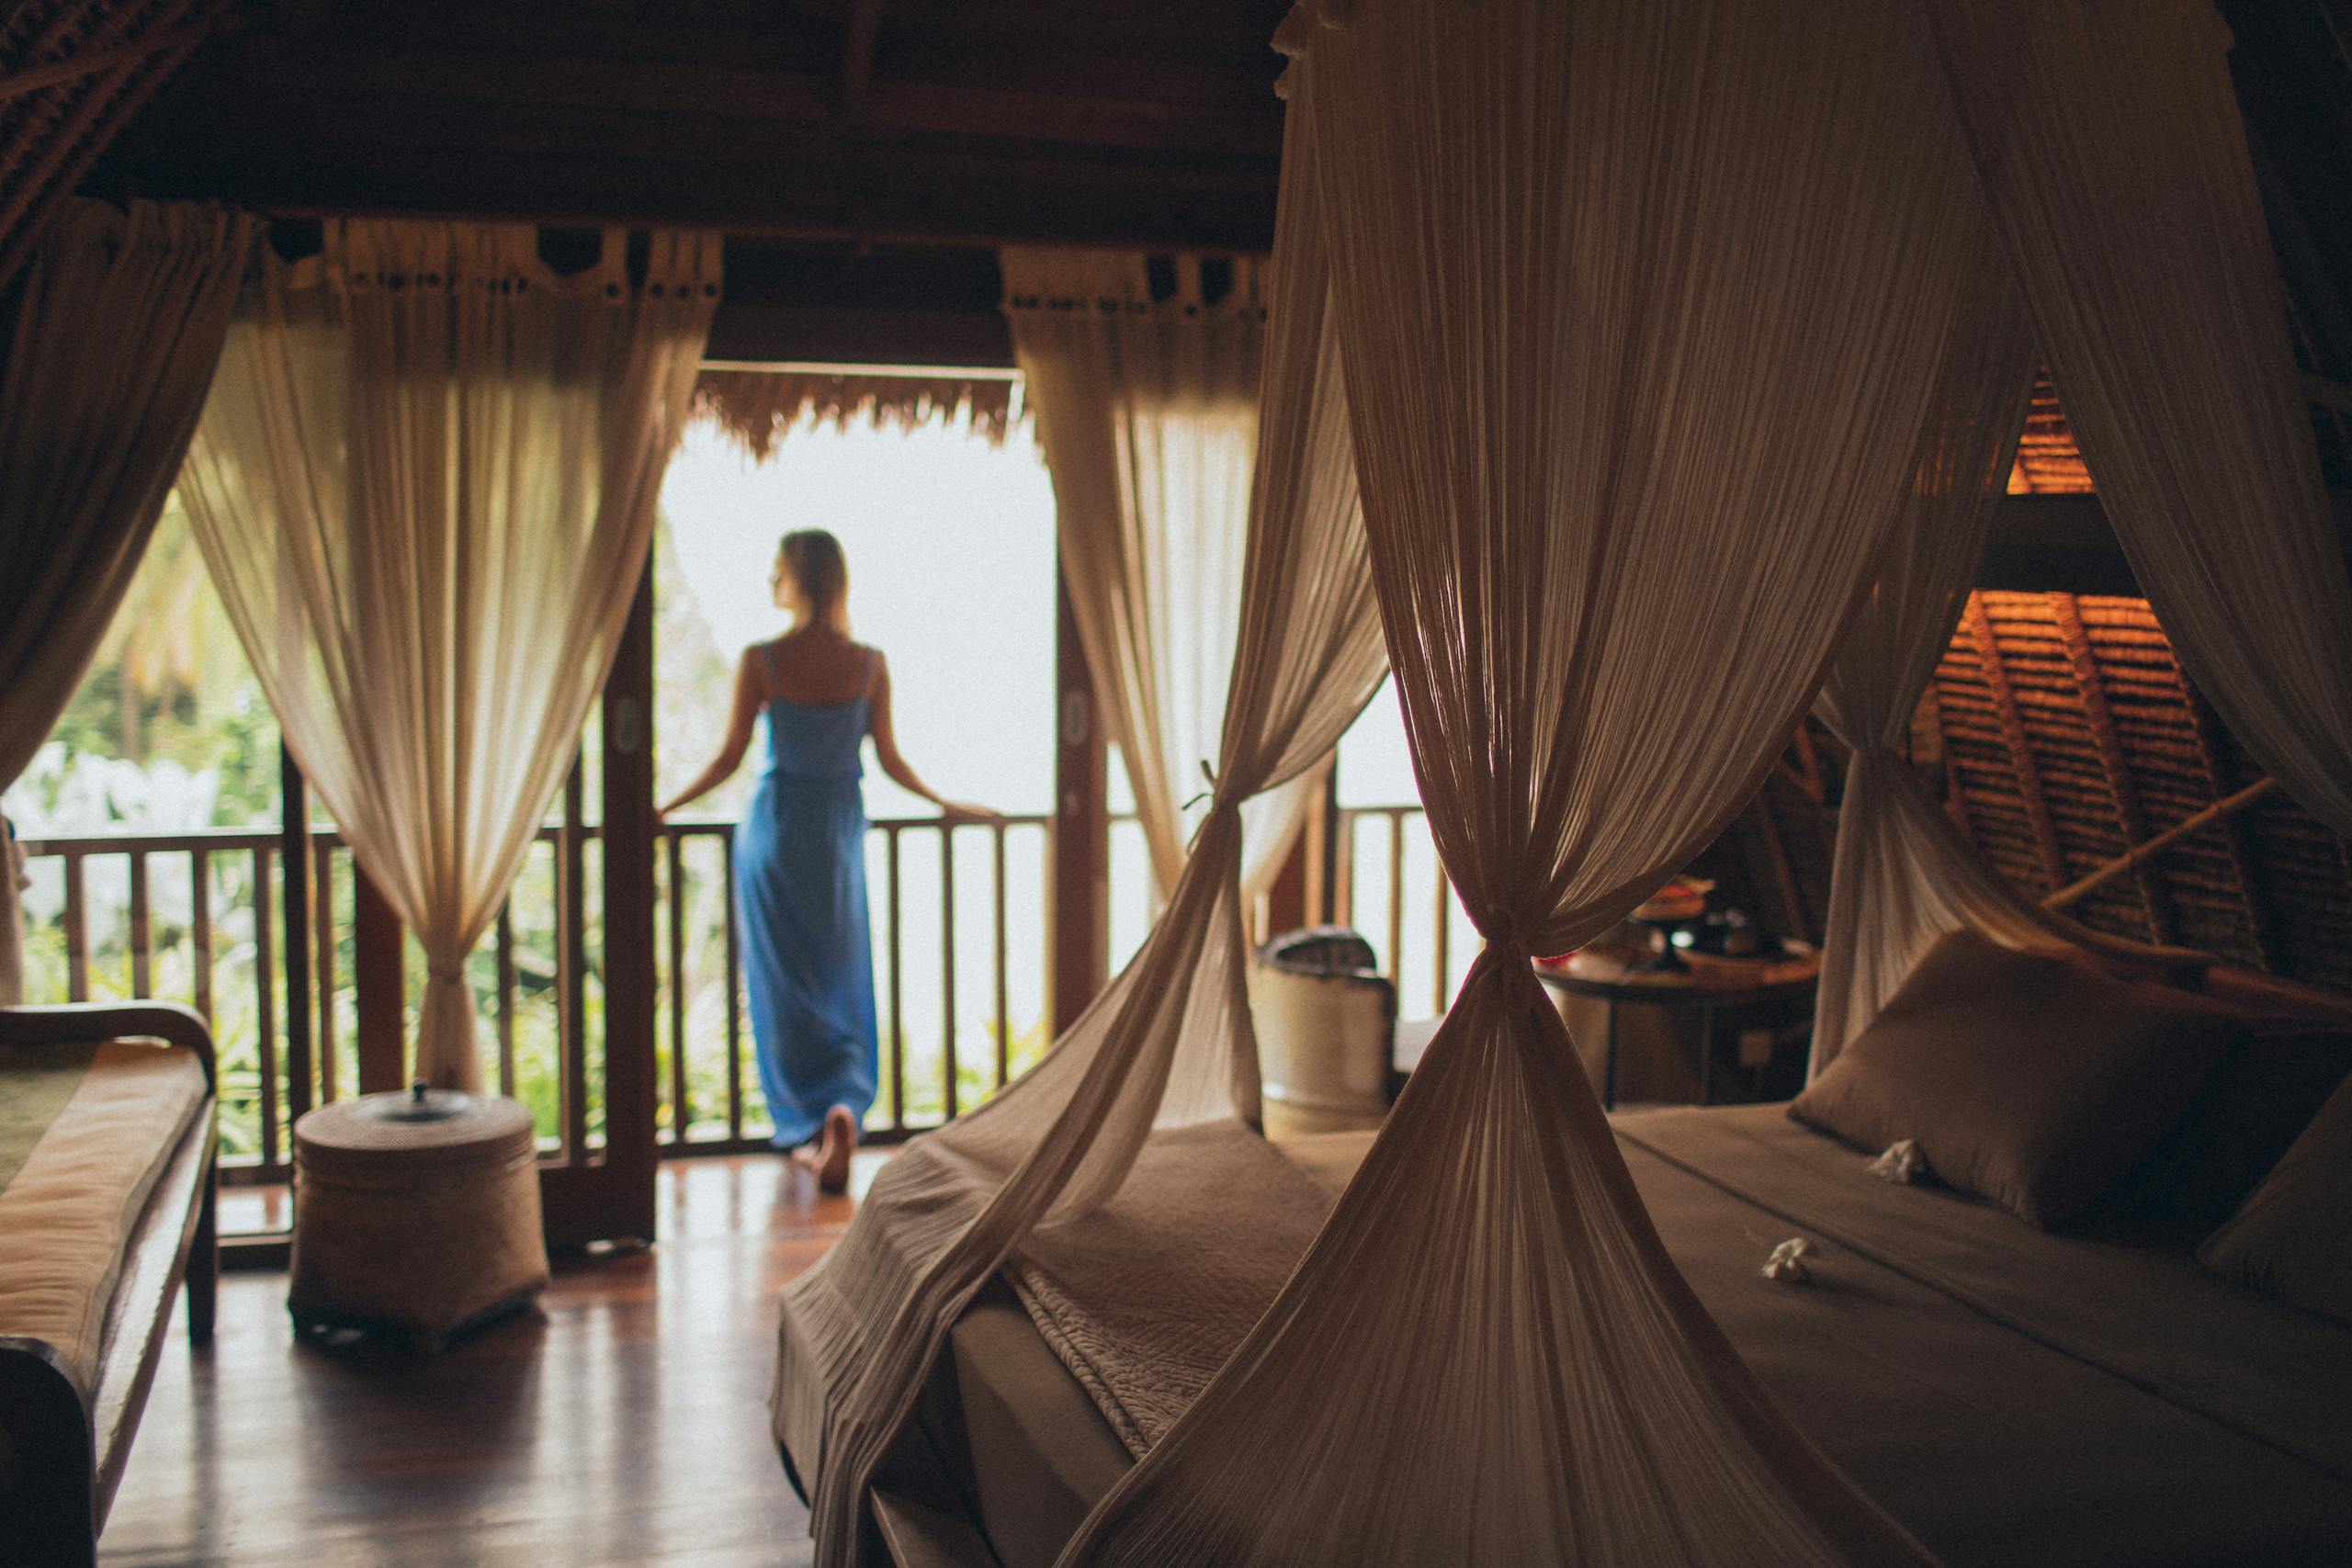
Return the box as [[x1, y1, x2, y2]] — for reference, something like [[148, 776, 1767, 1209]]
[[1534, 946, 1821, 1109]]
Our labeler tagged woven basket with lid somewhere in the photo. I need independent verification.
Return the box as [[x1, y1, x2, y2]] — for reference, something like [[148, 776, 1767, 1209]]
[[289, 1085, 548, 1348]]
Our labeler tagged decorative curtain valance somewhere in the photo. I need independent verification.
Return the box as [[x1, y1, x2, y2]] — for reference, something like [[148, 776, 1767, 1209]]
[[1002, 246, 1315, 899], [779, 120, 1383, 1566], [178, 220, 719, 1089], [0, 198, 254, 1004]]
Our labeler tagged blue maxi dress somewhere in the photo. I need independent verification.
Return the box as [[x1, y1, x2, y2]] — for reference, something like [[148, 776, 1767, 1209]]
[[735, 660, 879, 1149]]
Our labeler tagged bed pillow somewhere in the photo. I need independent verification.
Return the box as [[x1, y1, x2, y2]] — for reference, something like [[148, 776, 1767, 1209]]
[[1789, 929, 2243, 1228], [2199, 1076, 2352, 1325]]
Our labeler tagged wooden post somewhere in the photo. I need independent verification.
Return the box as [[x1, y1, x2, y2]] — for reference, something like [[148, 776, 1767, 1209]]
[[1261, 764, 1322, 944], [598, 563, 660, 1245], [351, 862, 405, 1095], [278, 745, 315, 1122], [1050, 570, 1107, 1033]]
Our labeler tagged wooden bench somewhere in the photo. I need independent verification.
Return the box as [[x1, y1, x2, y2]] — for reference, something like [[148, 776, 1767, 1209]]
[[0, 1002, 218, 1566]]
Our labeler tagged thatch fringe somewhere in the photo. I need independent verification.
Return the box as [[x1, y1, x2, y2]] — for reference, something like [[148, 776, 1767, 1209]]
[[692, 367, 1021, 458]]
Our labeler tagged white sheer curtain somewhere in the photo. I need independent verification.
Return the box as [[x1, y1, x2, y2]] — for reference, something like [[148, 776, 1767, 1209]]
[[1807, 232, 2056, 1072], [1063, 4, 1986, 1561], [777, 117, 1384, 1566], [1805, 242, 2213, 1075], [1002, 248, 1317, 897], [178, 221, 718, 1089], [1931, 0, 2352, 838], [0, 200, 253, 1004]]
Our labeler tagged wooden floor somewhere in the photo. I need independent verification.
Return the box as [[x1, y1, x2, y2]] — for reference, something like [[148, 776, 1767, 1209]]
[[102, 1154, 890, 1567]]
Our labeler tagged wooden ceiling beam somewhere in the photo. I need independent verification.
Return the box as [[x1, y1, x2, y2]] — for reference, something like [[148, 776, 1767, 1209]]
[[132, 142, 1274, 252], [0, 17, 212, 101], [127, 89, 1274, 196], [2049, 592, 2173, 943], [837, 0, 887, 118], [119, 38, 1280, 155], [1961, 594, 2074, 896]]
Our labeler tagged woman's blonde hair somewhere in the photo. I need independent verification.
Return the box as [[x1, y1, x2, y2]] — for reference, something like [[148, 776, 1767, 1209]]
[[778, 529, 851, 633]]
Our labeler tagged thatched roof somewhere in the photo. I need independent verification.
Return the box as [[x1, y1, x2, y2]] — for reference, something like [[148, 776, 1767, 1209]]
[[2006, 367, 2095, 495], [692, 365, 1022, 457], [0, 0, 230, 286], [1716, 592, 2352, 996], [1928, 590, 2352, 990]]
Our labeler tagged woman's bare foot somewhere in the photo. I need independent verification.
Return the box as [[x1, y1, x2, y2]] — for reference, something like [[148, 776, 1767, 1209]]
[[815, 1104, 857, 1193]]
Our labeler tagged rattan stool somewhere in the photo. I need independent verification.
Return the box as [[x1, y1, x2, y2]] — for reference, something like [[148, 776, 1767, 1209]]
[[289, 1085, 548, 1350]]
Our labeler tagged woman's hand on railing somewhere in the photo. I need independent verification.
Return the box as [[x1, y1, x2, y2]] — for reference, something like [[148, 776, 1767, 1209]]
[[937, 801, 1005, 827]]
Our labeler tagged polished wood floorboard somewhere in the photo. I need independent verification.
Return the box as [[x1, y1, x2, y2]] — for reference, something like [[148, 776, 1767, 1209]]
[[102, 1154, 889, 1567]]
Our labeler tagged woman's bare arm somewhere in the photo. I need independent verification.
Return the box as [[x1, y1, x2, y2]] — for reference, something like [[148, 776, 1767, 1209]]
[[659, 649, 764, 817], [867, 653, 998, 822]]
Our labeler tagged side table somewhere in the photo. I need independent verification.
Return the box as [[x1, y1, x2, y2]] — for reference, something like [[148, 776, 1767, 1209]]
[[1534, 947, 1821, 1110]]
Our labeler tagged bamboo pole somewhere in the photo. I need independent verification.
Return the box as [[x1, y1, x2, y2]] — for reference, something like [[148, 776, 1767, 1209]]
[[2043, 777, 2279, 911]]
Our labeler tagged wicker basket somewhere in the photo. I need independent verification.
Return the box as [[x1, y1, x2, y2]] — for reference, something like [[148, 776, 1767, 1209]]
[[288, 1087, 548, 1349]]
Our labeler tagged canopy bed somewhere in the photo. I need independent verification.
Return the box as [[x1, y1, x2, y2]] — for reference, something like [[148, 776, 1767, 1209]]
[[773, 0, 2352, 1564]]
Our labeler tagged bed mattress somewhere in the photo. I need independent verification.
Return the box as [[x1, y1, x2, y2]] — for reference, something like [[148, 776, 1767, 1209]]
[[934, 1107, 2352, 1568], [0, 1040, 209, 1401]]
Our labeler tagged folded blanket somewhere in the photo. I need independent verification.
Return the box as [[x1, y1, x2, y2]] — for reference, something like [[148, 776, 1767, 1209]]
[[1002, 1121, 1337, 1457]]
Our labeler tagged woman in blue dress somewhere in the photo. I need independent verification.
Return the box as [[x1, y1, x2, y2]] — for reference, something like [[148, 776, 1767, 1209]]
[[661, 530, 990, 1190]]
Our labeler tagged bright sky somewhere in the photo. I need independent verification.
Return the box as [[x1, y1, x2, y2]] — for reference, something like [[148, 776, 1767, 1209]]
[[658, 416, 1059, 819]]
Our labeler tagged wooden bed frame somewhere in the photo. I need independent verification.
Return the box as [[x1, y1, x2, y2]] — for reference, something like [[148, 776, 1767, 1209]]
[[0, 1002, 218, 1568]]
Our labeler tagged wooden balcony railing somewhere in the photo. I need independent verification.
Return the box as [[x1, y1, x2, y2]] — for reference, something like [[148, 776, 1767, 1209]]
[[1330, 803, 1467, 1020], [11, 811, 1057, 1192], [652, 813, 1055, 1156], [10, 800, 1448, 1204]]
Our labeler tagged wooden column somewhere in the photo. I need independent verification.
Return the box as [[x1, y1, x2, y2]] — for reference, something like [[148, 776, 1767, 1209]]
[[1050, 570, 1107, 1033], [351, 862, 405, 1094], [1261, 821, 1310, 945], [597, 563, 661, 1246], [277, 745, 316, 1122]]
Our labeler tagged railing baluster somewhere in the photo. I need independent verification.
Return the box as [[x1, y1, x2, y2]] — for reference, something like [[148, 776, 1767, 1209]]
[[665, 828, 689, 1145], [887, 826, 904, 1133], [495, 900, 516, 1099], [13, 811, 1072, 1165], [63, 852, 86, 1001], [992, 823, 1010, 1092], [941, 824, 959, 1121], [190, 849, 213, 1023], [313, 842, 338, 1104], [1386, 810, 1407, 990], [253, 845, 280, 1174], [279, 750, 316, 1125], [560, 761, 588, 1163], [1333, 813, 1355, 931], [722, 826, 741, 1141], [128, 851, 152, 997], [1432, 861, 1452, 1017]]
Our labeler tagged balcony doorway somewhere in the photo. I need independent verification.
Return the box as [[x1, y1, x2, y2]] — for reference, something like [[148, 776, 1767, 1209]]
[[651, 409, 1059, 1154]]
